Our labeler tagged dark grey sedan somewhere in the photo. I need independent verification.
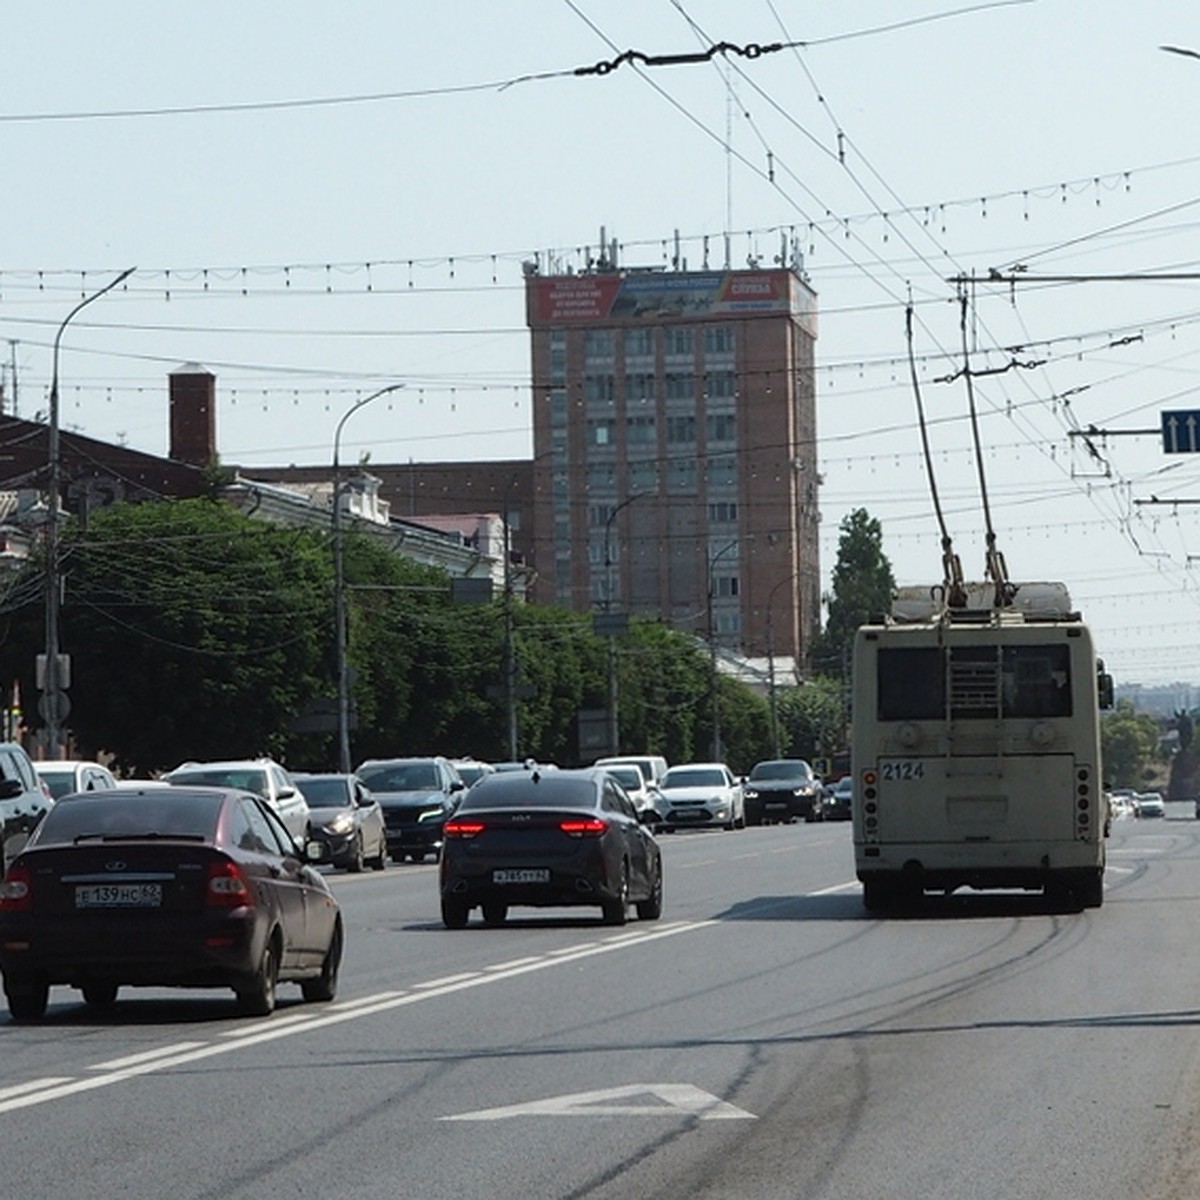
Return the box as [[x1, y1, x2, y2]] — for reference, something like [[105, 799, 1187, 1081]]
[[291, 772, 387, 872], [439, 767, 663, 928]]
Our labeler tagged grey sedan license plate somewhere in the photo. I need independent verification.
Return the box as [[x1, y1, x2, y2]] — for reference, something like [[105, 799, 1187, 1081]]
[[493, 869, 550, 884]]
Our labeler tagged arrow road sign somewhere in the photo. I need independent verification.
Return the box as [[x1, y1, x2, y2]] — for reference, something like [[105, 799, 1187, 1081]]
[[1162, 409, 1200, 453], [440, 1083, 756, 1122]]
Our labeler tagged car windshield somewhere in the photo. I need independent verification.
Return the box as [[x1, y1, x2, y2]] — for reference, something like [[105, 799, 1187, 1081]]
[[605, 768, 643, 790], [750, 761, 811, 782], [457, 774, 596, 810], [294, 777, 352, 808], [358, 763, 441, 791], [168, 768, 268, 796], [662, 768, 725, 789], [35, 769, 78, 799], [33, 791, 222, 846], [455, 765, 488, 786]]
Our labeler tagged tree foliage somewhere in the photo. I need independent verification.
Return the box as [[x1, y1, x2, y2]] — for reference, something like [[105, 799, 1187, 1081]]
[[810, 508, 895, 679], [1100, 699, 1162, 789], [775, 677, 846, 762]]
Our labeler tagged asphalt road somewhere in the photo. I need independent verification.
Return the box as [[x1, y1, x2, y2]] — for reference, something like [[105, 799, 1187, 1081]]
[[4, 807, 1200, 1200]]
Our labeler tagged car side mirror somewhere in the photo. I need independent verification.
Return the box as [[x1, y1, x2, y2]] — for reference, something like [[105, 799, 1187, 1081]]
[[0, 778, 23, 800]]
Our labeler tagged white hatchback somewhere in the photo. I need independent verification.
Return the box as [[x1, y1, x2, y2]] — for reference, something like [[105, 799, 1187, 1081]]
[[657, 762, 745, 831]]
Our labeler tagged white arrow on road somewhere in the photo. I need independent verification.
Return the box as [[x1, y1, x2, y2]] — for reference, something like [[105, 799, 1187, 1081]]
[[441, 1083, 756, 1121]]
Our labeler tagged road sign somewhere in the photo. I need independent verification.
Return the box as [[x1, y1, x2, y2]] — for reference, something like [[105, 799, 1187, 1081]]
[[1162, 409, 1200, 453]]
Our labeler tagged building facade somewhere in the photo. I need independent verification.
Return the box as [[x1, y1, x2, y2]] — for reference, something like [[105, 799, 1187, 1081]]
[[524, 262, 819, 666]]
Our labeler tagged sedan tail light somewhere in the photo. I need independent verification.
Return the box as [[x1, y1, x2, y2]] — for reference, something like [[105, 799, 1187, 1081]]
[[206, 858, 254, 907], [443, 818, 486, 839], [559, 818, 608, 838], [0, 864, 31, 911]]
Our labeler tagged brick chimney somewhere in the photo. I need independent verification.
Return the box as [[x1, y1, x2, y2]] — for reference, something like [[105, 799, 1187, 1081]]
[[169, 364, 217, 466]]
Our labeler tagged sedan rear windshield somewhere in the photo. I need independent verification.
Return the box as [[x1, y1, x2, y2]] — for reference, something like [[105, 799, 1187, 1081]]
[[293, 777, 351, 807], [34, 791, 222, 845], [168, 768, 268, 795], [457, 775, 597, 810], [358, 763, 439, 791]]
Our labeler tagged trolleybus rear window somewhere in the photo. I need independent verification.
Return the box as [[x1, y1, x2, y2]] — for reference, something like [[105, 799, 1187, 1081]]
[[878, 644, 1072, 720]]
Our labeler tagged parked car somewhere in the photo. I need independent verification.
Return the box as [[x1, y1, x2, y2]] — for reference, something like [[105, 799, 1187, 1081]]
[[656, 762, 745, 831], [439, 766, 663, 928], [743, 758, 824, 824], [0, 742, 55, 874], [0, 784, 343, 1020], [291, 772, 387, 872], [33, 759, 118, 800], [1135, 791, 1165, 818], [821, 775, 853, 821], [355, 756, 465, 862], [598, 763, 663, 824], [162, 758, 311, 842]]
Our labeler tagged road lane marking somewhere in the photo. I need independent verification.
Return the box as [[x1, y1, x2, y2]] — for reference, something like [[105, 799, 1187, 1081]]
[[442, 1083, 756, 1122], [0, 918, 716, 1117]]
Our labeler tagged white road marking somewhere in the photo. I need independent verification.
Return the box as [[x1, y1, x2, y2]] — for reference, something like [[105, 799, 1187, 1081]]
[[0, 919, 716, 1117], [441, 1083, 756, 1122]]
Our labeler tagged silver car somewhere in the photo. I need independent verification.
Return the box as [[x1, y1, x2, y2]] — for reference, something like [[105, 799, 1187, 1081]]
[[163, 758, 311, 841]]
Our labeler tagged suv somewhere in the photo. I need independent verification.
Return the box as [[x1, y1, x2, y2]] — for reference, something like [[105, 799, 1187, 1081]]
[[356, 756, 465, 862], [163, 758, 310, 841], [743, 759, 824, 825], [0, 743, 54, 872]]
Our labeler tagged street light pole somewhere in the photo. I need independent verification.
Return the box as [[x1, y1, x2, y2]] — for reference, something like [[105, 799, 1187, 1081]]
[[333, 384, 404, 773], [43, 267, 135, 760], [707, 538, 741, 761], [602, 493, 645, 757]]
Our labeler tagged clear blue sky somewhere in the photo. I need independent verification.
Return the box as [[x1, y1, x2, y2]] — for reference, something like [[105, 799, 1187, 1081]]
[[3, 1, 1200, 685]]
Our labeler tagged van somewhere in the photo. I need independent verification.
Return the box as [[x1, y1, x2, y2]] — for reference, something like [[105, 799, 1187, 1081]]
[[593, 755, 668, 787]]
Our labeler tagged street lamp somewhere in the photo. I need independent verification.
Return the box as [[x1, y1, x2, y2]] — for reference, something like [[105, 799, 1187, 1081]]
[[43, 267, 135, 759], [601, 492, 646, 756], [707, 538, 742, 761], [332, 384, 404, 772]]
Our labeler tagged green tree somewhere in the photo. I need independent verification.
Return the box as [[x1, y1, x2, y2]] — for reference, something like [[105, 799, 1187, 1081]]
[[1100, 699, 1162, 789], [776, 676, 846, 763], [810, 508, 895, 679]]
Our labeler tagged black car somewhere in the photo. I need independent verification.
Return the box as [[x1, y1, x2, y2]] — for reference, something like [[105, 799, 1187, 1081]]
[[439, 767, 663, 928], [743, 759, 824, 824], [291, 772, 388, 872], [356, 756, 465, 862], [0, 786, 343, 1021]]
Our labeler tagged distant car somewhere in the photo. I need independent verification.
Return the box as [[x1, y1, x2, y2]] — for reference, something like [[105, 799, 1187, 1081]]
[[0, 784, 343, 1021], [291, 772, 387, 872], [1135, 792, 1165, 818], [599, 763, 664, 824], [743, 758, 824, 824], [593, 755, 669, 788], [448, 759, 496, 789], [33, 760, 118, 801], [656, 762, 745, 831], [162, 758, 310, 842], [0, 742, 55, 874], [355, 756, 465, 862], [439, 767, 663, 928], [821, 775, 853, 821]]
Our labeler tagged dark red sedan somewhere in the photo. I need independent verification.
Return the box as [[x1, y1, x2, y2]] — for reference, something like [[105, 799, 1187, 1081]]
[[0, 785, 343, 1021]]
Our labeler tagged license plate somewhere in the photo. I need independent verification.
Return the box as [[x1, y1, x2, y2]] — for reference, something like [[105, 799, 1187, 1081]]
[[492, 869, 550, 885], [75, 884, 163, 908]]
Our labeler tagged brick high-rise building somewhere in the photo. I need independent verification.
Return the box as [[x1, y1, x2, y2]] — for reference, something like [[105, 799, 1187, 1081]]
[[525, 259, 819, 669]]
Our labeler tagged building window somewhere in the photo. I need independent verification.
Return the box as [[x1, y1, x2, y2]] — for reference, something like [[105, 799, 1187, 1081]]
[[629, 459, 658, 490], [586, 462, 616, 489], [707, 454, 738, 488], [584, 329, 615, 361], [549, 388, 567, 427], [625, 372, 655, 402], [588, 503, 617, 528], [715, 611, 741, 636], [665, 373, 694, 400], [706, 413, 737, 443], [705, 371, 736, 399], [627, 415, 656, 444], [584, 374, 614, 404], [625, 327, 654, 358], [550, 328, 567, 379], [587, 418, 617, 446], [664, 327, 693, 357], [668, 457, 697, 491], [713, 575, 740, 599], [708, 501, 738, 523], [667, 414, 696, 443], [703, 325, 735, 356]]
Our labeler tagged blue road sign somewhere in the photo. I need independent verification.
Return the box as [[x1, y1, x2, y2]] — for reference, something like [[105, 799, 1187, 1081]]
[[1163, 410, 1200, 453]]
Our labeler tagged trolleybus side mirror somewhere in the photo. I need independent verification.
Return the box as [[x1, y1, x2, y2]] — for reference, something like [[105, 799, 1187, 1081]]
[[1097, 661, 1114, 710]]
